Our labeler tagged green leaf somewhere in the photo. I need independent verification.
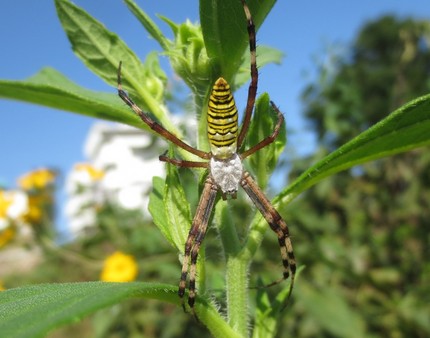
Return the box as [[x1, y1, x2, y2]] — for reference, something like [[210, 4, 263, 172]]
[[160, 16, 211, 100], [252, 286, 278, 338], [54, 0, 177, 133], [252, 266, 301, 338], [148, 170, 193, 252], [0, 282, 177, 338], [252, 289, 290, 338], [280, 92, 430, 202], [148, 176, 173, 246], [244, 93, 430, 263], [0, 67, 142, 128], [199, 0, 278, 158], [246, 93, 286, 189], [0, 282, 239, 338], [164, 150, 193, 251], [123, 0, 172, 51], [55, 0, 143, 90], [234, 45, 284, 90], [200, 0, 276, 82]]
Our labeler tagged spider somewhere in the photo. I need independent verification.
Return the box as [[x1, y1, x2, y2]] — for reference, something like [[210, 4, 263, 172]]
[[117, 0, 296, 310]]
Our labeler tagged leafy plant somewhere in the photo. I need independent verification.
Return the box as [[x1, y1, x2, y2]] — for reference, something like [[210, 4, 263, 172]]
[[286, 16, 430, 337], [1, 0, 430, 337]]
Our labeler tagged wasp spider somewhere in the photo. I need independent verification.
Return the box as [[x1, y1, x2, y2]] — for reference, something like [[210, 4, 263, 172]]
[[117, 0, 296, 310]]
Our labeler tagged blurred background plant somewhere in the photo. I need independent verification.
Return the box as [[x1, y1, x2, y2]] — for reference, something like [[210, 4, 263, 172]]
[[265, 15, 430, 337], [0, 1, 429, 338]]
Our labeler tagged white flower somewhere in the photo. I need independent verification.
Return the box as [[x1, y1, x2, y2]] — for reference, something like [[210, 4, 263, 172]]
[[0, 190, 28, 222]]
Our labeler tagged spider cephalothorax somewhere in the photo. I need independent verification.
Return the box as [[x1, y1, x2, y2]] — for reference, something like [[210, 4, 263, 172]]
[[117, 0, 296, 310]]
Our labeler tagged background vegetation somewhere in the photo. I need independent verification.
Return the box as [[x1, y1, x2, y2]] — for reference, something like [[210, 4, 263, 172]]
[[0, 0, 429, 337], [275, 15, 430, 337]]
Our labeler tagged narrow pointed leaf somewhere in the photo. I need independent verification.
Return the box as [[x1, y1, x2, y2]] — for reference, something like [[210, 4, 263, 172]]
[[0, 67, 142, 128], [55, 0, 178, 131], [123, 0, 171, 51], [55, 0, 144, 90], [245, 93, 430, 260], [280, 93, 430, 203]]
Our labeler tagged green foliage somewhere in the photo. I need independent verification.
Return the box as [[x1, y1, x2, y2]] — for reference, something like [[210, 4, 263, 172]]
[[0, 282, 241, 338], [148, 149, 192, 251], [303, 15, 430, 149], [246, 93, 287, 189], [200, 0, 275, 83], [0, 67, 141, 128], [0, 282, 176, 338], [1, 2, 430, 338], [283, 14, 430, 337], [279, 92, 430, 202]]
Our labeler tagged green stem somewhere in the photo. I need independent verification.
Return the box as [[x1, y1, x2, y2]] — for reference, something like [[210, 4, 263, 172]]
[[225, 256, 249, 335], [216, 202, 249, 337], [194, 296, 243, 338]]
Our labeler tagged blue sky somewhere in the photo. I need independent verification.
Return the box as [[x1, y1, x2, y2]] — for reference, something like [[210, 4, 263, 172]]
[[0, 0, 429, 230]]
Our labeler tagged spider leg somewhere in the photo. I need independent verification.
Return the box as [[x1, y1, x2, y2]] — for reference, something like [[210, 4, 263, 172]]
[[240, 101, 284, 159], [237, 0, 258, 149], [240, 171, 296, 300], [117, 62, 210, 160], [159, 151, 209, 169], [178, 176, 218, 310]]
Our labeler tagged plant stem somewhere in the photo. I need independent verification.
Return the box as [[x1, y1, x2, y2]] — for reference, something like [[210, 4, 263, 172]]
[[225, 256, 249, 336], [216, 203, 249, 337]]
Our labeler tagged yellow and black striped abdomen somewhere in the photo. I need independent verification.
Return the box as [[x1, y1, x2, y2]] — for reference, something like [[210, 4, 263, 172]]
[[207, 77, 238, 159]]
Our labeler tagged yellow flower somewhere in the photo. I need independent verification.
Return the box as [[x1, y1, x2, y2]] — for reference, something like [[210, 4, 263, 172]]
[[18, 168, 56, 190], [75, 163, 104, 181], [0, 191, 13, 219], [100, 251, 138, 282], [0, 190, 28, 226], [0, 281, 6, 291], [0, 227, 15, 248], [22, 198, 44, 224]]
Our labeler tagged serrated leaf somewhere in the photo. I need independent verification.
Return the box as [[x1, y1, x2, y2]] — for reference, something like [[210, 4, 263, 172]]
[[54, 0, 176, 132], [148, 176, 173, 246], [55, 0, 143, 90], [164, 147, 193, 251], [0, 67, 142, 128]]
